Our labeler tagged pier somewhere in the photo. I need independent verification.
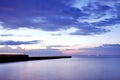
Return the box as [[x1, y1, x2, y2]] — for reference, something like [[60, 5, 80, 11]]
[[0, 54, 72, 63]]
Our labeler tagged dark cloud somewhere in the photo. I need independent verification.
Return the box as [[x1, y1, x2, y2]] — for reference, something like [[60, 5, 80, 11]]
[[0, 0, 81, 31], [103, 44, 120, 47], [69, 26, 110, 35], [0, 0, 120, 35], [0, 40, 42, 45]]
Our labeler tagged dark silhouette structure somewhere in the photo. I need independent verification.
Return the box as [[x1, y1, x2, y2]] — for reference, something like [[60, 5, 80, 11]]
[[0, 54, 72, 63]]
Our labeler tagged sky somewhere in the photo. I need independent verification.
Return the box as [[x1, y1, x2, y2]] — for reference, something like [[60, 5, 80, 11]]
[[0, 0, 120, 56]]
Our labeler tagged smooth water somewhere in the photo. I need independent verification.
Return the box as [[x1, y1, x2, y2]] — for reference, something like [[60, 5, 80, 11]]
[[0, 58, 120, 80]]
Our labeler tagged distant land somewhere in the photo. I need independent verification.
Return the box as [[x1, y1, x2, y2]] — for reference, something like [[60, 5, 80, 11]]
[[73, 55, 120, 58]]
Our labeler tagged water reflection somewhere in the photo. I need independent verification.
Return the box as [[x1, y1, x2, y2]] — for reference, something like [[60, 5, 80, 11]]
[[0, 58, 120, 80]]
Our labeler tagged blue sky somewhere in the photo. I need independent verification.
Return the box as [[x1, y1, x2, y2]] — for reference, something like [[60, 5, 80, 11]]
[[0, 0, 120, 56]]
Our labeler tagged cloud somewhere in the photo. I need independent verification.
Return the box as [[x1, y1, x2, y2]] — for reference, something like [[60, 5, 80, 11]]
[[69, 26, 110, 35], [0, 46, 22, 53], [27, 48, 63, 56], [0, 0, 120, 35], [0, 0, 82, 31], [80, 44, 120, 55], [46, 45, 69, 48], [0, 40, 42, 45], [0, 46, 63, 56], [0, 34, 13, 36], [0, 34, 31, 37], [0, 44, 120, 56], [51, 33, 62, 36], [61, 44, 120, 55], [103, 44, 120, 47]]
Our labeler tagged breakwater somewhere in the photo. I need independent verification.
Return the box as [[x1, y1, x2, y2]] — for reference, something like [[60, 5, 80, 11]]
[[0, 54, 72, 63]]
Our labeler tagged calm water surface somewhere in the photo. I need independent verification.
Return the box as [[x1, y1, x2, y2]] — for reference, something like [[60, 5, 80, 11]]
[[0, 58, 120, 80]]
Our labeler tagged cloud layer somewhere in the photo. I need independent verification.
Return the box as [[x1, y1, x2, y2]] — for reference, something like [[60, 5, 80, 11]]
[[0, 40, 42, 45], [0, 34, 31, 37], [0, 46, 63, 56], [0, 0, 120, 35], [80, 44, 120, 55], [0, 44, 119, 56]]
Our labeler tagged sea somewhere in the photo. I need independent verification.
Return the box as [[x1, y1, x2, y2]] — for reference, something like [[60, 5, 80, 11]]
[[0, 57, 120, 80]]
